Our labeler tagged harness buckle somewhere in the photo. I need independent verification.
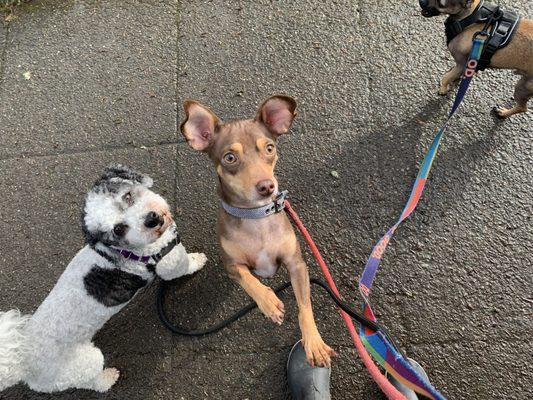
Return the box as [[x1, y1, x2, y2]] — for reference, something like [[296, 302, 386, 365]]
[[472, 31, 490, 41], [151, 253, 163, 263]]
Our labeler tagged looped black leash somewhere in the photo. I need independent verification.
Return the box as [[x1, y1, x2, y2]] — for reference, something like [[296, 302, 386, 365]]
[[156, 277, 406, 357]]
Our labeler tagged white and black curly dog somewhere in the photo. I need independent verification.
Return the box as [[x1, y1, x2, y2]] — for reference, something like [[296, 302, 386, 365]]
[[0, 165, 206, 393]]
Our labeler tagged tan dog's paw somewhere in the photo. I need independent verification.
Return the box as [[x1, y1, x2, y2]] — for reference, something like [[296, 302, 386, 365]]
[[302, 334, 336, 368], [492, 106, 509, 119], [257, 288, 285, 325], [492, 105, 527, 119], [438, 84, 450, 96]]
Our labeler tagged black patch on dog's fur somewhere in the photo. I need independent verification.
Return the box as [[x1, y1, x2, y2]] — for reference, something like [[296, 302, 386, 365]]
[[84, 265, 148, 307]]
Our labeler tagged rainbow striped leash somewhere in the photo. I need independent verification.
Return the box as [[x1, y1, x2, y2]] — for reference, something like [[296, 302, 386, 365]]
[[358, 35, 487, 400]]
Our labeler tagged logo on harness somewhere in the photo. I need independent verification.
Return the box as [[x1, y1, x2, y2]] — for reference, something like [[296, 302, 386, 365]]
[[464, 59, 478, 78], [371, 234, 391, 260]]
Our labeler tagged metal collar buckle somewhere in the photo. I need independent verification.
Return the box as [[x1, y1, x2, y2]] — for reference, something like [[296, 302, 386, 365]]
[[273, 191, 287, 213]]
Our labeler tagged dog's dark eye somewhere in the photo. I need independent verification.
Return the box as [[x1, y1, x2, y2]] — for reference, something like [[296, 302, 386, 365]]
[[122, 192, 134, 206], [223, 152, 237, 164], [265, 143, 275, 154], [113, 223, 128, 237]]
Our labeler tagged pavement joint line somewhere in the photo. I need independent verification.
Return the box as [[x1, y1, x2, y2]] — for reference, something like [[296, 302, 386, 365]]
[[409, 335, 532, 347], [173, 1, 181, 239], [0, 140, 180, 162], [0, 23, 10, 94], [171, 1, 185, 364]]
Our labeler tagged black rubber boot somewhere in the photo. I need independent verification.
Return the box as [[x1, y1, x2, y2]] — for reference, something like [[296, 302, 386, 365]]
[[287, 340, 331, 400], [386, 358, 430, 400]]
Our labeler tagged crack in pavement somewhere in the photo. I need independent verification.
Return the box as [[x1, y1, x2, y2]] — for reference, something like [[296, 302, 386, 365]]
[[0, 22, 9, 94], [0, 140, 180, 162]]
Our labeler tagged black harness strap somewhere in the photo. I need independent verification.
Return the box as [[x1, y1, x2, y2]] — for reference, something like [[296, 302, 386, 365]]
[[92, 246, 117, 264], [445, 1, 520, 71]]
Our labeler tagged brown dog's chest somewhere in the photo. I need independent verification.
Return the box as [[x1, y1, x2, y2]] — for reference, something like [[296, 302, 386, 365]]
[[218, 211, 298, 277]]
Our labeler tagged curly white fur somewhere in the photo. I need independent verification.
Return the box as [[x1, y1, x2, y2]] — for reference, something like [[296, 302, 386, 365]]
[[0, 310, 30, 390]]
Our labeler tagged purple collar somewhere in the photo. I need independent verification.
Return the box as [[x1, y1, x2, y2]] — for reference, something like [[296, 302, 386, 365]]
[[109, 236, 179, 265], [110, 248, 153, 264]]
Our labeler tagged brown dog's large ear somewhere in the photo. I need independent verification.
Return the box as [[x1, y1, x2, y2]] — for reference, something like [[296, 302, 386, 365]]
[[256, 95, 297, 136], [180, 100, 220, 151]]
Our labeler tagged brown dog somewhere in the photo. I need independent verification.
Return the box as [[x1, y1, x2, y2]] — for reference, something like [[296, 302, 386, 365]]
[[180, 96, 335, 367], [420, 0, 532, 118]]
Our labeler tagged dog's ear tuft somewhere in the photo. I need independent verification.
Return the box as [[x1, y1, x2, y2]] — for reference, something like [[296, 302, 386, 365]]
[[80, 208, 102, 245], [100, 164, 153, 188], [256, 95, 297, 136], [181, 100, 220, 151]]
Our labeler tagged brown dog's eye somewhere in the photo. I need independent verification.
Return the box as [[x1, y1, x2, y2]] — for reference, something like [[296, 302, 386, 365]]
[[265, 144, 275, 154], [223, 152, 237, 164]]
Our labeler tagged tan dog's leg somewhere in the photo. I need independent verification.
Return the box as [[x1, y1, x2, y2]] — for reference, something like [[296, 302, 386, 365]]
[[226, 263, 285, 324], [494, 75, 532, 119], [439, 64, 464, 95], [286, 253, 335, 367]]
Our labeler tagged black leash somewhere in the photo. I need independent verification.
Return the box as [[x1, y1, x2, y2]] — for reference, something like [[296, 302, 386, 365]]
[[156, 277, 406, 358]]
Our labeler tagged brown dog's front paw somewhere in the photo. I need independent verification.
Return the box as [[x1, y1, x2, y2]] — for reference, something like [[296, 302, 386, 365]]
[[302, 334, 336, 368], [438, 85, 450, 96], [492, 106, 510, 119], [257, 288, 285, 325]]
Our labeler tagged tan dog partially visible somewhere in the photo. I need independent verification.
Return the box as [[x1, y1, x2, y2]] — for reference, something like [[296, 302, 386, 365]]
[[180, 96, 335, 367], [421, 0, 532, 118]]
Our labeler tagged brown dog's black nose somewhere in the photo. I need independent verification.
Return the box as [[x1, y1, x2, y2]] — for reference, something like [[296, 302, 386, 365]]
[[256, 180, 275, 197], [145, 211, 163, 228]]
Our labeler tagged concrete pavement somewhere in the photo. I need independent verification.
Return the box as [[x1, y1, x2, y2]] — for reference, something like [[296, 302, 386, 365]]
[[1, 0, 532, 399]]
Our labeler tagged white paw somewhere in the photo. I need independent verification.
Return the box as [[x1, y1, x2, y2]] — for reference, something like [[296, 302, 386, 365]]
[[94, 367, 120, 392], [104, 367, 120, 382], [188, 252, 207, 273]]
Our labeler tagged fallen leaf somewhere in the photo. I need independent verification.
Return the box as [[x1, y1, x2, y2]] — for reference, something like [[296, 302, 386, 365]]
[[5, 14, 18, 22]]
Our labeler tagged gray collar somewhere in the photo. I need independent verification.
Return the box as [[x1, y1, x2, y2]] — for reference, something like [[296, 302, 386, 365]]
[[221, 190, 289, 219]]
